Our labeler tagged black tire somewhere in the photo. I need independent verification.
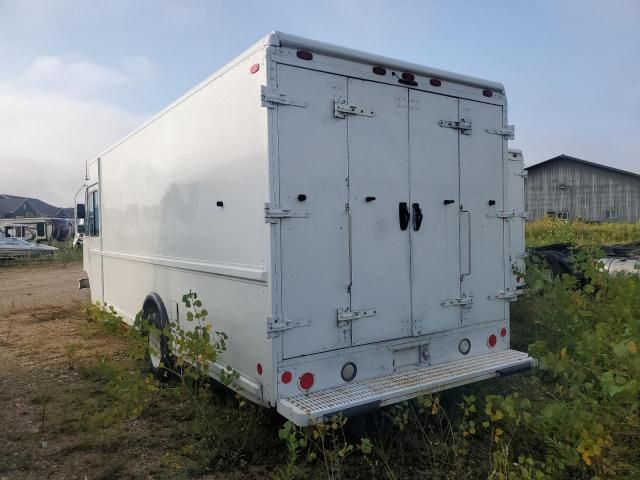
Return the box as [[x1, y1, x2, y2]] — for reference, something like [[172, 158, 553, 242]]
[[143, 302, 176, 381]]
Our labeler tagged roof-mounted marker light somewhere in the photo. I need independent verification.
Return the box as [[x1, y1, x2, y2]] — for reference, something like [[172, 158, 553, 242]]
[[483, 89, 493, 97], [250, 63, 260, 74], [398, 72, 418, 86], [430, 78, 442, 87], [296, 50, 313, 60], [372, 66, 386, 75]]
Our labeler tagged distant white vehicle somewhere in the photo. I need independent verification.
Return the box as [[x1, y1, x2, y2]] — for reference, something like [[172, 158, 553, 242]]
[[77, 32, 534, 426], [0, 236, 57, 259]]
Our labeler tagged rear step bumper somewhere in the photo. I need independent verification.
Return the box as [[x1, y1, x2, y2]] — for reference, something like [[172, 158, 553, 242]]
[[278, 349, 536, 426]]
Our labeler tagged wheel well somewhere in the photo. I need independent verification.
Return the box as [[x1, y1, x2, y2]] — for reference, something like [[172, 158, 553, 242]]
[[142, 292, 169, 328]]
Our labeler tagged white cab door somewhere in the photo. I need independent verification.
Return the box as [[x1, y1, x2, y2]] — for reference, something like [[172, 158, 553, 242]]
[[348, 79, 412, 345], [409, 91, 462, 335], [459, 100, 507, 325], [277, 65, 351, 359]]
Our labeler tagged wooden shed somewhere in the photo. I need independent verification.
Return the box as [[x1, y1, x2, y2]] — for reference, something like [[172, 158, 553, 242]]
[[524, 154, 640, 222]]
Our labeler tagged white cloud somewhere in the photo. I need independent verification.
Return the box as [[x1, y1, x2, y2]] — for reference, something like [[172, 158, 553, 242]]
[[0, 56, 150, 207], [18, 55, 155, 99], [122, 55, 157, 82]]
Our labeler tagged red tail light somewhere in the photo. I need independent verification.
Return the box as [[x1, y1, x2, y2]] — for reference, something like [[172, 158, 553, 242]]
[[299, 372, 315, 390], [487, 334, 497, 348], [281, 371, 292, 384], [500, 327, 507, 337]]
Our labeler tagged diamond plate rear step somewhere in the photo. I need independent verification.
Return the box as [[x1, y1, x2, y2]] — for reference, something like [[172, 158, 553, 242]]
[[278, 349, 536, 426]]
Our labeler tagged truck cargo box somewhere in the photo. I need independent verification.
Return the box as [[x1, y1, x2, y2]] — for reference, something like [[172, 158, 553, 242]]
[[79, 32, 535, 425]]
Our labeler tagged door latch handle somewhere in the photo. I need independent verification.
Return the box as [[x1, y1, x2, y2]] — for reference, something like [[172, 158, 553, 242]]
[[443, 199, 455, 205], [412, 203, 423, 231], [399, 202, 410, 231]]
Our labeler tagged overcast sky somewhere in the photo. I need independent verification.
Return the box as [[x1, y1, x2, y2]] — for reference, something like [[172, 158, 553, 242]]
[[1, 0, 639, 207]]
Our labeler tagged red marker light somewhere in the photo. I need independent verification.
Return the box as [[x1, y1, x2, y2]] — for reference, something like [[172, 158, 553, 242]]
[[256, 363, 263, 375], [296, 50, 313, 60], [372, 66, 387, 75], [429, 78, 442, 87], [281, 371, 292, 384], [483, 89, 493, 97], [487, 334, 497, 348], [298, 372, 314, 390], [402, 72, 415, 81], [500, 327, 507, 337], [250, 63, 260, 74]]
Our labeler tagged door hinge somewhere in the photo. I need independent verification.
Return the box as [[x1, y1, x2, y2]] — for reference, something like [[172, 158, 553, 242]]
[[487, 290, 518, 301], [486, 210, 528, 219], [486, 125, 515, 140], [261, 86, 308, 109], [334, 98, 374, 119], [441, 296, 473, 307], [264, 203, 310, 223], [337, 307, 377, 327], [439, 119, 472, 135], [267, 316, 310, 338]]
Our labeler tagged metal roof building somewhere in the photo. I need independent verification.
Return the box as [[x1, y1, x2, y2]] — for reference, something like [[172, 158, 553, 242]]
[[524, 155, 640, 223]]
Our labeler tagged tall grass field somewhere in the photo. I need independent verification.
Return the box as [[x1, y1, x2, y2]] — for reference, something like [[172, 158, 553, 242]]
[[526, 217, 640, 247]]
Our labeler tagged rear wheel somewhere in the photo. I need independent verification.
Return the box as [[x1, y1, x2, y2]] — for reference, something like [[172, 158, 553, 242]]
[[144, 304, 175, 380]]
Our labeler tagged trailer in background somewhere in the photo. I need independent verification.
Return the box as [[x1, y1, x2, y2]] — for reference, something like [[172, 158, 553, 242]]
[[0, 217, 75, 243]]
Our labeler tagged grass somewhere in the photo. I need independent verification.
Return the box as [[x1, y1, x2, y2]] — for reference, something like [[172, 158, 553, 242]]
[[526, 217, 640, 247]]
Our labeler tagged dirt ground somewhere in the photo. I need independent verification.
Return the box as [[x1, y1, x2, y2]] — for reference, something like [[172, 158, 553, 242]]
[[0, 262, 272, 480]]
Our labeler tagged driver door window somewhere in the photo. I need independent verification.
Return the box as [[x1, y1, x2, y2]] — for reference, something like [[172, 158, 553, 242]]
[[87, 190, 100, 236]]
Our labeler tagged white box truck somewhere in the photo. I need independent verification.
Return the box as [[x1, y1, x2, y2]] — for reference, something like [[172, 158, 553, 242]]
[[77, 32, 534, 426]]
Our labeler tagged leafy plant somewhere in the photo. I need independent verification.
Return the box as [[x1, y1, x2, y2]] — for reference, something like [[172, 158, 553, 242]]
[[305, 415, 372, 480], [273, 421, 306, 480], [79, 357, 159, 430]]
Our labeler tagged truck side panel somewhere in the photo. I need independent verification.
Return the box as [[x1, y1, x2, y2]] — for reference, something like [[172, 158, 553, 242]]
[[91, 47, 275, 404]]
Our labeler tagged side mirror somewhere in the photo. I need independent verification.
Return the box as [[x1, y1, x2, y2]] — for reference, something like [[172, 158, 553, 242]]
[[76, 203, 86, 219], [77, 223, 86, 234]]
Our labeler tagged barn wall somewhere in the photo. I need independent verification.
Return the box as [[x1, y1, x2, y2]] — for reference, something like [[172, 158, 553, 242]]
[[525, 159, 640, 222]]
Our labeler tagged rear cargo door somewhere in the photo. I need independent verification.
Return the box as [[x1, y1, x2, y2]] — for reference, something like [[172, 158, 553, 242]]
[[506, 151, 526, 291], [277, 65, 351, 359], [409, 91, 462, 335], [348, 79, 412, 345], [459, 100, 507, 325]]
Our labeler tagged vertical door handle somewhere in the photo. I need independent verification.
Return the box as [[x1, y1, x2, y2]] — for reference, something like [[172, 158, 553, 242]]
[[412, 203, 423, 231], [399, 202, 410, 231]]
